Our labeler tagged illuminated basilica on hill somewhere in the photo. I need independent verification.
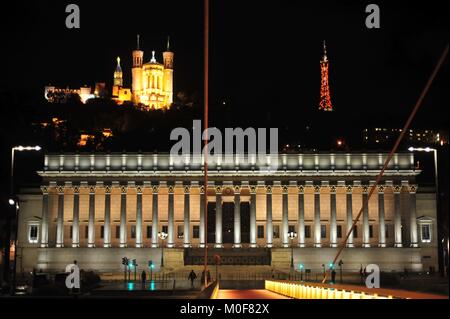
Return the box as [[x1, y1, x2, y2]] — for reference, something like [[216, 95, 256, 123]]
[[112, 35, 174, 110]]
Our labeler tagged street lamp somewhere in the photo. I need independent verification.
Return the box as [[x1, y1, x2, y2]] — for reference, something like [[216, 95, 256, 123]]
[[288, 231, 297, 272], [158, 231, 168, 268], [9, 145, 41, 295], [408, 146, 445, 276]]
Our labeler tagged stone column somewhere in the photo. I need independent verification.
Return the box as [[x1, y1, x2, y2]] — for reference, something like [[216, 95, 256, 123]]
[[183, 185, 190, 248], [136, 186, 143, 248], [377, 185, 386, 247], [103, 186, 111, 248], [56, 186, 64, 248], [87, 185, 96, 248], [314, 185, 321, 248], [281, 186, 289, 248], [199, 186, 205, 248], [233, 186, 241, 248], [346, 185, 354, 248], [409, 185, 418, 247], [215, 187, 223, 248], [71, 186, 80, 247], [362, 186, 370, 248], [56, 186, 65, 248], [298, 185, 305, 247], [330, 185, 338, 247], [250, 186, 257, 248], [119, 185, 127, 248], [168, 185, 175, 248], [40, 186, 49, 248], [151, 186, 159, 248], [394, 185, 403, 248], [266, 185, 273, 248]]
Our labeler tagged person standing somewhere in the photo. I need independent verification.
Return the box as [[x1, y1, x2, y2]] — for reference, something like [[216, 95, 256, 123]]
[[188, 270, 197, 288], [141, 270, 147, 287]]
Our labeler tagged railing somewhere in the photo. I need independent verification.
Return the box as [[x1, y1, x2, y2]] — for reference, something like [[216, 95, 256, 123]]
[[265, 280, 448, 299]]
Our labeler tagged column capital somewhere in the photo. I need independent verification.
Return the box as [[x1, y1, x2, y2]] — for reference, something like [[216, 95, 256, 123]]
[[152, 185, 159, 194], [200, 185, 205, 194], [298, 185, 305, 194], [168, 185, 175, 194], [281, 185, 288, 194], [330, 185, 337, 194], [89, 185, 96, 194], [408, 184, 418, 194], [233, 185, 241, 194], [265, 185, 272, 194], [313, 185, 321, 194], [377, 185, 385, 193], [120, 185, 128, 194], [250, 185, 257, 194], [215, 185, 222, 194], [362, 185, 369, 194], [393, 185, 402, 194], [346, 185, 353, 194], [136, 185, 143, 194], [57, 185, 65, 195], [105, 185, 112, 194], [183, 185, 191, 194], [40, 185, 49, 195]]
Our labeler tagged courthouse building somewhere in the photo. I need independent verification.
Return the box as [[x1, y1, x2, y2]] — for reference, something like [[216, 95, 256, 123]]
[[16, 152, 438, 274]]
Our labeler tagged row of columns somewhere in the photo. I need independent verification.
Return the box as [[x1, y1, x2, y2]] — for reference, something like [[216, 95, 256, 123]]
[[40, 182, 419, 249]]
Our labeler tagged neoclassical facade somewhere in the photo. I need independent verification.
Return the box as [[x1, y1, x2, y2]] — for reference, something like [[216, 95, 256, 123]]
[[17, 152, 438, 273]]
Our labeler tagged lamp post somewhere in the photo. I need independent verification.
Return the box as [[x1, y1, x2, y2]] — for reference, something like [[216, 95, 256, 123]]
[[288, 231, 297, 273], [8, 145, 41, 295], [408, 146, 445, 276], [158, 231, 168, 268]]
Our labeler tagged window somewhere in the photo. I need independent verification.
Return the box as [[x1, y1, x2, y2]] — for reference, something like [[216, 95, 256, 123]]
[[193, 226, 200, 239], [28, 225, 39, 244], [70, 226, 73, 239], [420, 224, 431, 243], [162, 225, 168, 234], [257, 225, 264, 239], [305, 225, 311, 238], [337, 225, 342, 238], [147, 226, 152, 238], [321, 225, 327, 239], [369, 225, 374, 238], [116, 226, 120, 239], [177, 225, 184, 238], [85, 226, 89, 239], [288, 225, 295, 233], [385, 225, 389, 238], [273, 225, 280, 239], [100, 226, 104, 239], [131, 225, 136, 239], [353, 225, 358, 238]]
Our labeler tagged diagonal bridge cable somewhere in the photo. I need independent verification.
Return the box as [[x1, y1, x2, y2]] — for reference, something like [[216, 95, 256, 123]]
[[322, 43, 449, 284]]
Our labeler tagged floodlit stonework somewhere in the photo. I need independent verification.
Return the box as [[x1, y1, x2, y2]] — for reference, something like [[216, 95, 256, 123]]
[[16, 152, 438, 274]]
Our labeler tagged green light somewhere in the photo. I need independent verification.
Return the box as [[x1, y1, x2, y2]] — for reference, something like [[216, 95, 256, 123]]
[[299, 264, 304, 269]]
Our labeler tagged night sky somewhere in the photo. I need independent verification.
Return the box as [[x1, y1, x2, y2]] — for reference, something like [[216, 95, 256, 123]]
[[1, 0, 448, 127]]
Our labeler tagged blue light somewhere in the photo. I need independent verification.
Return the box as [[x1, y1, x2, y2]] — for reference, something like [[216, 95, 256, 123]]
[[127, 282, 134, 291], [149, 281, 156, 291]]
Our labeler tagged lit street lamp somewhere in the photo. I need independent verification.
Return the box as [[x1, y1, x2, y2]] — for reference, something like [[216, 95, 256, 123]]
[[158, 231, 168, 268], [408, 146, 445, 276], [288, 231, 297, 272], [8, 145, 41, 295]]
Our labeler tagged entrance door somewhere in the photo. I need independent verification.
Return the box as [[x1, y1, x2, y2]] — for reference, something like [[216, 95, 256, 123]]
[[222, 202, 234, 244], [207, 202, 216, 244], [241, 202, 250, 244]]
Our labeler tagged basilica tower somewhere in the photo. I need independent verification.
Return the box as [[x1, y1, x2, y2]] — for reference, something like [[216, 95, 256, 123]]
[[132, 35, 144, 103], [162, 36, 174, 106]]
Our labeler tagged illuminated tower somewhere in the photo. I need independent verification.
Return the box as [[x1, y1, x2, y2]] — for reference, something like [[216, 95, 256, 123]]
[[162, 36, 174, 106], [319, 40, 333, 111], [132, 34, 144, 103], [112, 56, 123, 97]]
